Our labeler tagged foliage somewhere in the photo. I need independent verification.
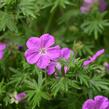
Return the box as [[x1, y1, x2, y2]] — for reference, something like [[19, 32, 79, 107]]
[[0, 0, 109, 109]]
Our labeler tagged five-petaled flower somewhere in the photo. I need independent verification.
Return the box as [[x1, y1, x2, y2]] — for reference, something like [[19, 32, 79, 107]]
[[25, 33, 60, 69]]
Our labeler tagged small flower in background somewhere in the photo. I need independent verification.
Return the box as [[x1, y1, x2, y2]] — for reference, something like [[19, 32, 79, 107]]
[[104, 62, 109, 71], [47, 48, 71, 75], [15, 92, 26, 102], [99, 0, 107, 12], [18, 45, 23, 51], [0, 43, 6, 60], [80, 1, 93, 13], [83, 49, 105, 66], [10, 92, 26, 104], [64, 66, 69, 74], [82, 95, 109, 109], [80, 0, 107, 13], [25, 33, 61, 69]]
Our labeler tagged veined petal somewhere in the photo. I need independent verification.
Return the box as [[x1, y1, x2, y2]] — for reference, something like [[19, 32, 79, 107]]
[[40, 33, 55, 48], [94, 96, 109, 109], [0, 43, 6, 50], [82, 99, 95, 109], [26, 37, 41, 49], [61, 48, 70, 60], [36, 55, 50, 69], [47, 45, 61, 60], [25, 49, 40, 64], [47, 62, 56, 75]]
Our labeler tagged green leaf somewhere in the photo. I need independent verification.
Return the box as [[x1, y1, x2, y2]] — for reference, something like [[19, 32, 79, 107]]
[[25, 72, 50, 109], [51, 0, 72, 12], [18, 0, 36, 18], [0, 80, 6, 97], [81, 12, 109, 39], [90, 76, 109, 92], [51, 77, 80, 96], [0, 11, 17, 32]]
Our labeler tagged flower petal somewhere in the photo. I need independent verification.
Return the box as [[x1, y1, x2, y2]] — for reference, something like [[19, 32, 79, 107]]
[[36, 55, 50, 69], [82, 99, 95, 109], [94, 96, 109, 109], [64, 66, 69, 74], [47, 45, 61, 60], [0, 51, 4, 60], [0, 43, 6, 50], [25, 49, 40, 64], [89, 55, 96, 62], [99, 0, 107, 12], [84, 0, 94, 4], [80, 5, 90, 13], [83, 60, 91, 66], [56, 62, 61, 72], [61, 48, 70, 60], [95, 49, 105, 57], [40, 33, 55, 48], [47, 62, 56, 75], [26, 37, 41, 49], [15, 92, 26, 102]]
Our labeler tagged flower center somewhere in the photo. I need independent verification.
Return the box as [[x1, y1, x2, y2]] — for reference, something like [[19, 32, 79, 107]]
[[39, 48, 47, 55]]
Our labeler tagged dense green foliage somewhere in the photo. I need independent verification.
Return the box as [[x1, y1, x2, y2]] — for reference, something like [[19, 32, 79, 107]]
[[0, 0, 109, 109]]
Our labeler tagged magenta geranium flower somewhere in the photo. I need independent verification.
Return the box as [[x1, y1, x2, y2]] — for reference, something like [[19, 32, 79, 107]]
[[83, 49, 105, 66], [0, 43, 6, 60], [82, 95, 109, 109], [47, 48, 70, 75], [25, 34, 61, 69]]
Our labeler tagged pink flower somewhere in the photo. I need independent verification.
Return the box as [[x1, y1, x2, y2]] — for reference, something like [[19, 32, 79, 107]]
[[80, 0, 97, 13], [0, 43, 6, 60], [80, 0, 107, 13], [84, 0, 95, 4], [83, 49, 105, 66], [15, 92, 26, 102], [82, 95, 109, 109], [80, 5, 91, 13], [104, 62, 109, 71], [47, 48, 70, 75], [25, 34, 61, 69], [10, 92, 26, 104], [99, 0, 107, 12]]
